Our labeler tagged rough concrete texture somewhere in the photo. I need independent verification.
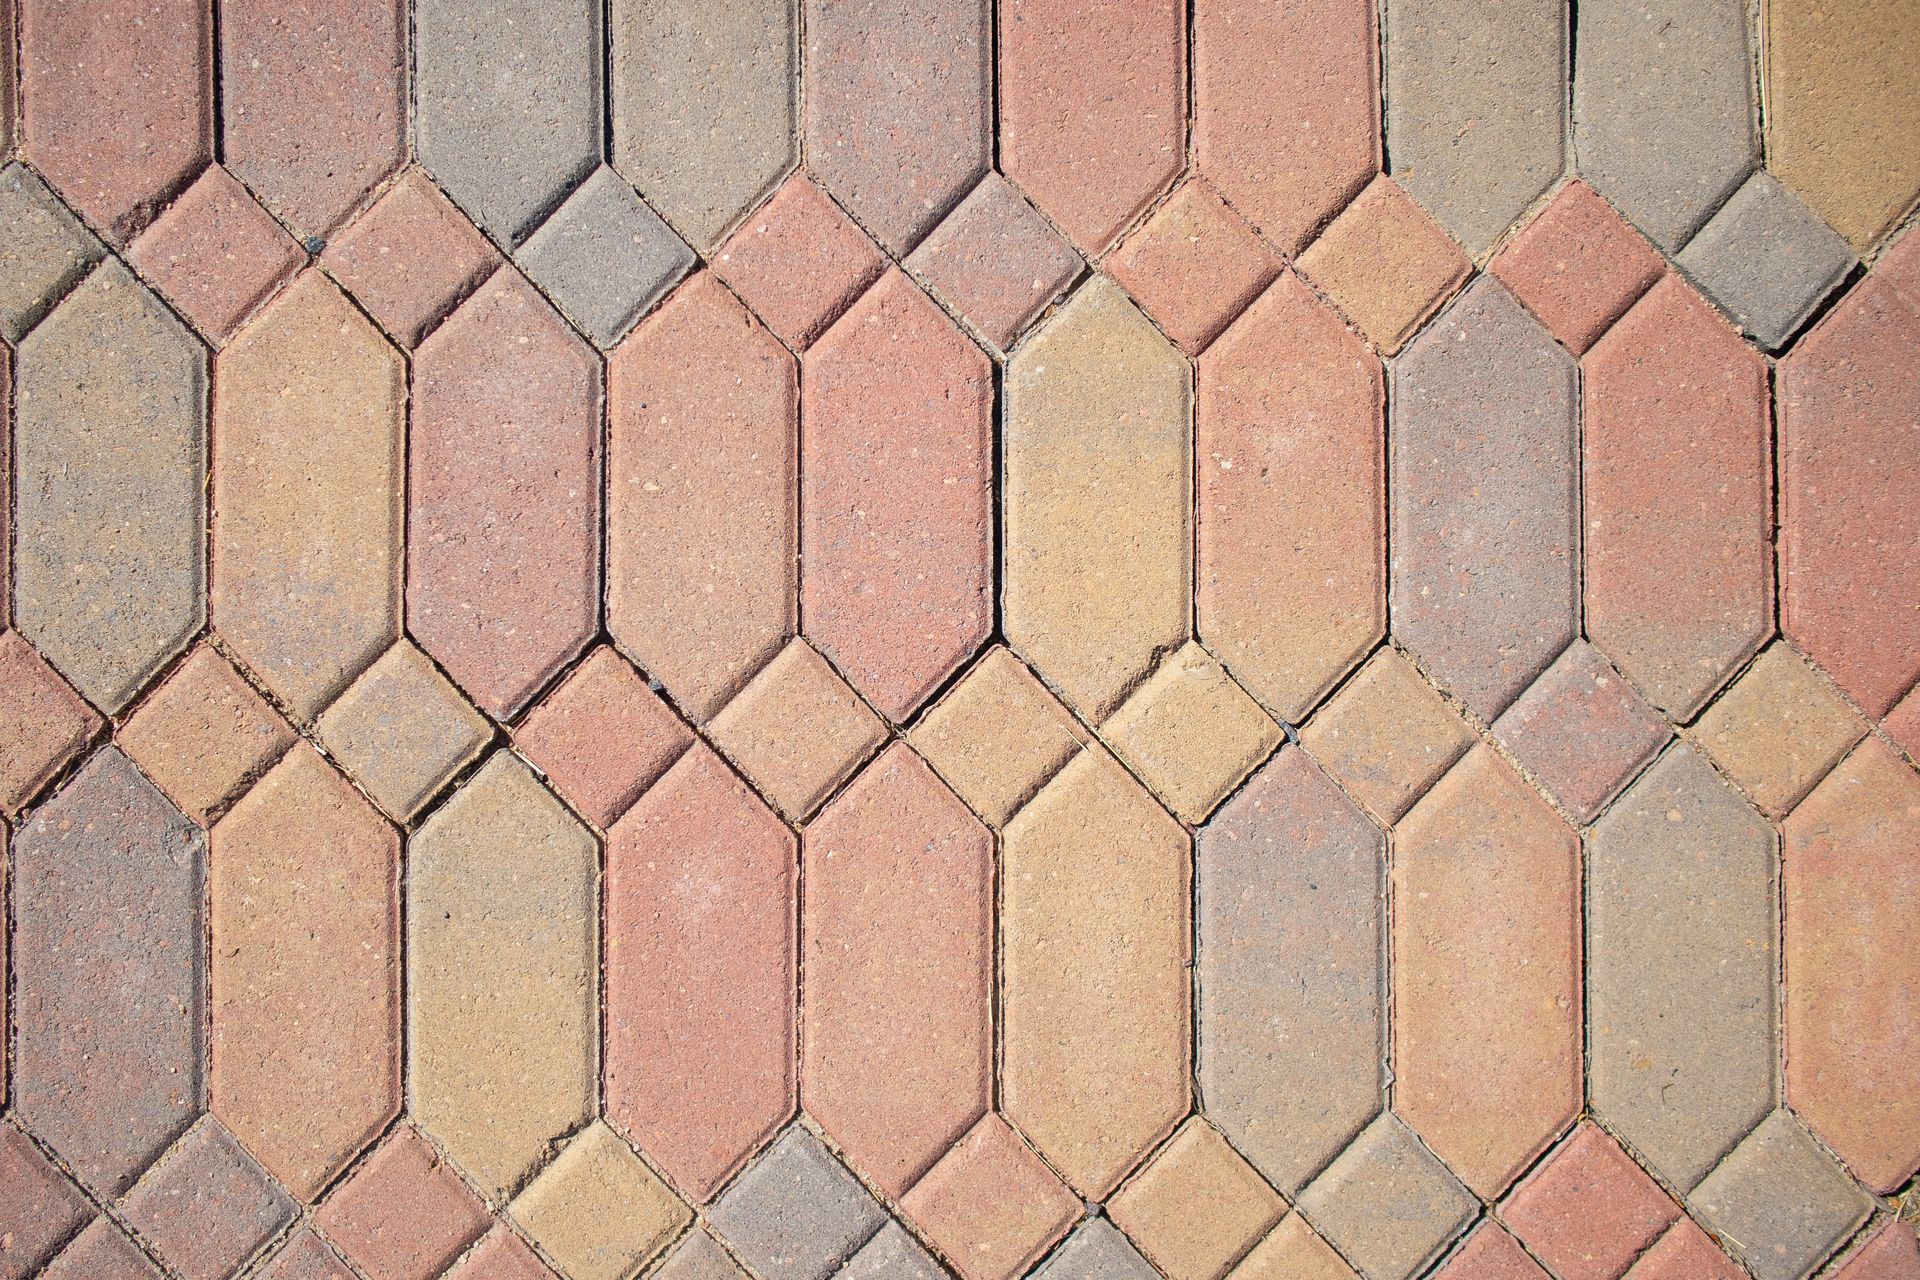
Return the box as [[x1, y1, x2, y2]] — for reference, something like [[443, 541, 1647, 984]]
[[1677, 170, 1857, 349]]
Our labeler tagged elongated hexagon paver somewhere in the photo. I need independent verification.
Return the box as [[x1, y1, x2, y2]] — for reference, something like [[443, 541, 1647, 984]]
[[1293, 1112, 1476, 1280], [1499, 1123, 1680, 1280], [1034, 1219, 1161, 1280], [1588, 745, 1776, 1191], [999, 0, 1184, 253], [18, 0, 211, 241], [0, 1122, 94, 1277], [1688, 1111, 1871, 1280], [1779, 273, 1920, 718], [0, 161, 104, 344], [709, 175, 887, 351], [119, 643, 295, 827], [127, 165, 304, 346], [219, 0, 404, 238], [1385, 0, 1566, 255], [315, 1125, 491, 1280], [802, 744, 992, 1197], [1584, 272, 1771, 718], [1235, 1215, 1361, 1280], [905, 172, 1083, 353], [1102, 641, 1281, 824], [899, 1114, 1081, 1280], [1297, 175, 1471, 356], [1490, 180, 1666, 355], [315, 640, 492, 822], [1004, 275, 1192, 722], [0, 629, 104, 816], [1676, 170, 1857, 350], [706, 639, 887, 821], [1393, 745, 1581, 1197], [608, 271, 796, 722], [1198, 748, 1385, 1196], [509, 1122, 689, 1280], [1572, 0, 1755, 251], [14, 258, 205, 714], [513, 644, 694, 829], [1107, 1118, 1286, 1280], [40, 1218, 162, 1280], [1198, 270, 1386, 723], [801, 269, 993, 722], [909, 644, 1087, 829], [1491, 640, 1670, 825], [121, 1118, 295, 1280], [706, 1126, 886, 1280], [213, 269, 404, 722], [1194, 0, 1379, 254], [409, 267, 601, 719], [1783, 737, 1920, 1193], [320, 168, 503, 349], [1002, 747, 1190, 1198], [410, 752, 598, 1200], [1106, 178, 1279, 356], [210, 744, 400, 1201], [515, 166, 695, 348], [1391, 274, 1578, 722], [12, 747, 204, 1196], [605, 743, 795, 1201], [803, 0, 990, 253], [1694, 642, 1866, 819], [1299, 648, 1475, 827]]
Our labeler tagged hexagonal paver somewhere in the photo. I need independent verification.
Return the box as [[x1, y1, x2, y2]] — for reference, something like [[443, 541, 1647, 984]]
[[127, 164, 304, 345], [0, 161, 104, 342], [513, 644, 694, 829], [1491, 640, 1670, 824], [1106, 178, 1278, 355], [321, 168, 502, 348], [909, 644, 1087, 829], [1499, 1123, 1680, 1280], [1489, 180, 1665, 355], [121, 1118, 295, 1280], [0, 630, 103, 816], [707, 1126, 886, 1280], [1688, 1111, 1871, 1280], [314, 1125, 490, 1280], [710, 174, 887, 351], [905, 171, 1083, 353], [1107, 1119, 1286, 1280], [515, 166, 695, 348], [1102, 642, 1282, 825], [1677, 170, 1856, 350], [315, 640, 492, 822], [509, 1122, 689, 1280], [1293, 1113, 1475, 1280], [706, 639, 886, 821], [1693, 642, 1867, 818], [1298, 648, 1474, 827], [1298, 175, 1470, 355], [899, 1114, 1081, 1280]]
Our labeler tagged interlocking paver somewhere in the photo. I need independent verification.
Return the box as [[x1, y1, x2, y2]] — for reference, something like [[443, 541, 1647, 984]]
[[1783, 737, 1920, 1193], [1198, 271, 1385, 722], [1004, 275, 1191, 721], [1688, 1111, 1871, 1280], [607, 270, 796, 722], [408, 752, 598, 1199], [514, 644, 694, 828], [905, 172, 1083, 353], [39, 1218, 161, 1280], [508, 1122, 689, 1280], [803, 0, 990, 253], [213, 269, 404, 722], [706, 639, 886, 821], [316, 1126, 491, 1280], [999, 0, 1184, 253], [1003, 748, 1190, 1197], [255, 1230, 357, 1280], [1391, 275, 1578, 721], [1197, 748, 1385, 1196], [315, 640, 492, 822], [1232, 1216, 1360, 1280], [1677, 170, 1857, 350], [1834, 1224, 1920, 1280], [1428, 1224, 1548, 1280], [118, 643, 293, 825], [1384, 0, 1566, 255], [210, 744, 400, 1200], [1621, 1220, 1745, 1280], [127, 164, 303, 344], [516, 166, 695, 348], [1293, 1112, 1476, 1280], [1298, 176, 1471, 355], [1107, 1119, 1285, 1280], [838, 1223, 947, 1280], [652, 1230, 747, 1280], [0, 162, 103, 344], [1588, 745, 1776, 1191], [321, 168, 502, 348], [801, 269, 993, 722], [1572, 0, 1755, 251], [12, 747, 203, 1196], [444, 1229, 561, 1280], [605, 743, 796, 1201], [899, 1114, 1080, 1280], [1033, 1219, 1160, 1280], [1298, 648, 1474, 827], [1194, 0, 1379, 253], [1394, 746, 1580, 1197], [0, 1122, 93, 1278], [18, 0, 211, 241], [1108, 177, 1281, 357], [710, 174, 887, 351], [0, 630, 103, 816], [1489, 180, 1668, 355], [121, 1118, 296, 1280], [909, 644, 1086, 828], [414, 0, 601, 244], [1102, 642, 1282, 824], [1491, 640, 1670, 824], [1694, 642, 1867, 819], [609, 0, 795, 251], [707, 1126, 886, 1280], [14, 258, 205, 713], [1500, 1123, 1679, 1280]]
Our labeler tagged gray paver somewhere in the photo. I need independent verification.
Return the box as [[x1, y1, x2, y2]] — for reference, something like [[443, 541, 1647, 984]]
[[1677, 170, 1857, 350], [836, 1222, 947, 1280], [1689, 1111, 1871, 1280], [516, 166, 695, 348], [1032, 1218, 1159, 1280], [708, 1127, 888, 1280], [1294, 1113, 1475, 1280], [0, 161, 104, 342]]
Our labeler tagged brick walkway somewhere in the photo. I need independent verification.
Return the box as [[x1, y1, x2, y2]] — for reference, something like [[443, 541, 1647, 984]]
[[1, 3, 1918, 1279]]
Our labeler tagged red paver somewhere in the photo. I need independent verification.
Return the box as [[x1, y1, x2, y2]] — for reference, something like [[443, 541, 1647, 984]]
[[1622, 1220, 1746, 1280], [905, 171, 1083, 352], [999, 0, 1184, 253], [900, 1114, 1080, 1280], [316, 1127, 491, 1280], [39, 1218, 160, 1280], [801, 269, 993, 722], [1780, 274, 1920, 717], [256, 1230, 358, 1280], [444, 1229, 561, 1280], [0, 1123, 94, 1278], [1431, 1224, 1550, 1280], [322, 168, 501, 348], [120, 1120, 294, 1280], [219, 0, 405, 238], [19, 0, 212, 240], [1492, 640, 1670, 824], [710, 174, 887, 350], [1783, 737, 1920, 1193], [514, 644, 694, 828], [1107, 177, 1280, 355], [605, 744, 796, 1202], [802, 744, 993, 1197], [129, 164, 304, 345], [409, 267, 600, 719], [1194, 0, 1379, 253], [1490, 181, 1665, 354], [1834, 1224, 1920, 1280], [1501, 1123, 1680, 1280], [0, 629, 102, 816]]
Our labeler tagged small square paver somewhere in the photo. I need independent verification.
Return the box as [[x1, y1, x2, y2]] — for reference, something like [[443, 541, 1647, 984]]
[[0, 1122, 95, 1277], [130, 164, 304, 344], [1298, 176, 1470, 354], [1677, 170, 1856, 350], [1489, 180, 1665, 354], [121, 1117, 296, 1280], [838, 1222, 947, 1280], [516, 166, 695, 348], [910, 645, 1088, 828], [1033, 1218, 1162, 1280], [0, 630, 104, 816], [1688, 1111, 1871, 1280], [1106, 178, 1280, 355], [650, 1230, 749, 1280], [509, 1122, 690, 1280], [1293, 1113, 1476, 1280], [1492, 640, 1670, 823], [1499, 1123, 1680, 1280], [707, 639, 887, 820], [907, 172, 1083, 352], [1428, 1223, 1548, 1280], [514, 644, 695, 828], [707, 1126, 886, 1280], [1621, 1219, 1747, 1280], [711, 174, 888, 350], [1300, 648, 1476, 825], [1694, 642, 1867, 818], [900, 1114, 1081, 1280], [119, 644, 296, 824], [315, 640, 493, 821], [442, 1228, 562, 1280], [255, 1228, 359, 1280], [1233, 1214, 1363, 1280], [1107, 1119, 1286, 1280], [322, 167, 503, 347], [39, 1217, 162, 1279], [1103, 642, 1282, 824], [315, 1126, 491, 1280], [0, 161, 105, 343]]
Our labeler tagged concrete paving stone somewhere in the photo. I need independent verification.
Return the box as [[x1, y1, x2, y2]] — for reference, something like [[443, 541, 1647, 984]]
[[1499, 1123, 1680, 1280], [1102, 641, 1282, 824], [899, 1114, 1080, 1280], [707, 1126, 886, 1280], [212, 270, 404, 722], [1783, 737, 1920, 1192], [1032, 1219, 1160, 1280], [1884, 687, 1920, 763], [321, 168, 503, 348], [1588, 745, 1777, 1191], [837, 1222, 946, 1280], [1877, 220, 1920, 310], [1833, 1224, 1920, 1280], [1620, 1220, 1746, 1280], [1298, 647, 1474, 827], [1779, 273, 1920, 717], [1573, 0, 1756, 251], [516, 166, 695, 348], [1107, 1119, 1286, 1280], [314, 1126, 490, 1280], [652, 1230, 748, 1280], [121, 1118, 296, 1280], [908, 644, 1087, 829], [1106, 178, 1280, 355], [1428, 1224, 1548, 1280], [1491, 639, 1670, 824], [0, 162, 103, 343], [13, 258, 204, 714], [1002, 747, 1190, 1198], [315, 640, 492, 822], [706, 638, 887, 821], [414, 0, 602, 244], [129, 164, 304, 345], [1694, 641, 1867, 819], [1197, 748, 1386, 1196], [210, 744, 400, 1201], [39, 1218, 162, 1280], [0, 0, 10, 153], [1297, 175, 1471, 354], [710, 174, 888, 351], [1194, 0, 1379, 253], [801, 269, 993, 722], [604, 743, 796, 1202], [1677, 170, 1857, 350], [408, 752, 598, 1199], [905, 171, 1083, 352], [0, 630, 103, 816], [118, 643, 293, 826], [254, 1230, 358, 1280], [1390, 275, 1578, 721], [0, 1123, 93, 1278], [444, 1228, 562, 1280], [1688, 1111, 1871, 1280], [1230, 1215, 1361, 1280], [12, 748, 203, 1197], [1293, 1112, 1476, 1280], [1489, 180, 1666, 354], [803, 0, 990, 253], [1003, 275, 1192, 721], [999, 0, 1184, 253], [1385, 0, 1565, 255], [508, 1122, 689, 1280], [18, 0, 211, 241], [610, 0, 795, 252]]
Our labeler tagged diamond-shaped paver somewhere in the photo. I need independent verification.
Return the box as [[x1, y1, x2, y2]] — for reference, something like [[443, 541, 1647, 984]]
[[1298, 648, 1474, 826], [254, 1229, 358, 1280], [516, 166, 694, 348], [1500, 1123, 1680, 1280], [1491, 639, 1670, 824], [321, 168, 502, 347], [1428, 1224, 1547, 1280], [315, 640, 491, 821], [1489, 180, 1665, 355], [1033, 1219, 1161, 1280], [0, 161, 104, 342], [118, 643, 295, 825], [1694, 642, 1866, 818], [899, 1114, 1081, 1280], [653, 1230, 749, 1280], [1677, 170, 1856, 350], [1689, 1111, 1871, 1280], [0, 1122, 94, 1278], [1622, 1220, 1746, 1280], [513, 644, 694, 828], [315, 1126, 490, 1280], [1107, 178, 1277, 355], [39, 1217, 163, 1280], [708, 1126, 886, 1280], [121, 1118, 295, 1280], [1298, 175, 1469, 355], [905, 171, 1082, 352], [1107, 1119, 1285, 1280], [708, 639, 886, 821], [710, 174, 887, 351], [129, 164, 303, 344], [1234, 1215, 1361, 1280], [0, 630, 103, 816], [838, 1222, 946, 1280], [1102, 642, 1282, 824], [509, 1122, 689, 1280], [1294, 1113, 1476, 1280], [909, 644, 1087, 829], [444, 1228, 561, 1280]]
